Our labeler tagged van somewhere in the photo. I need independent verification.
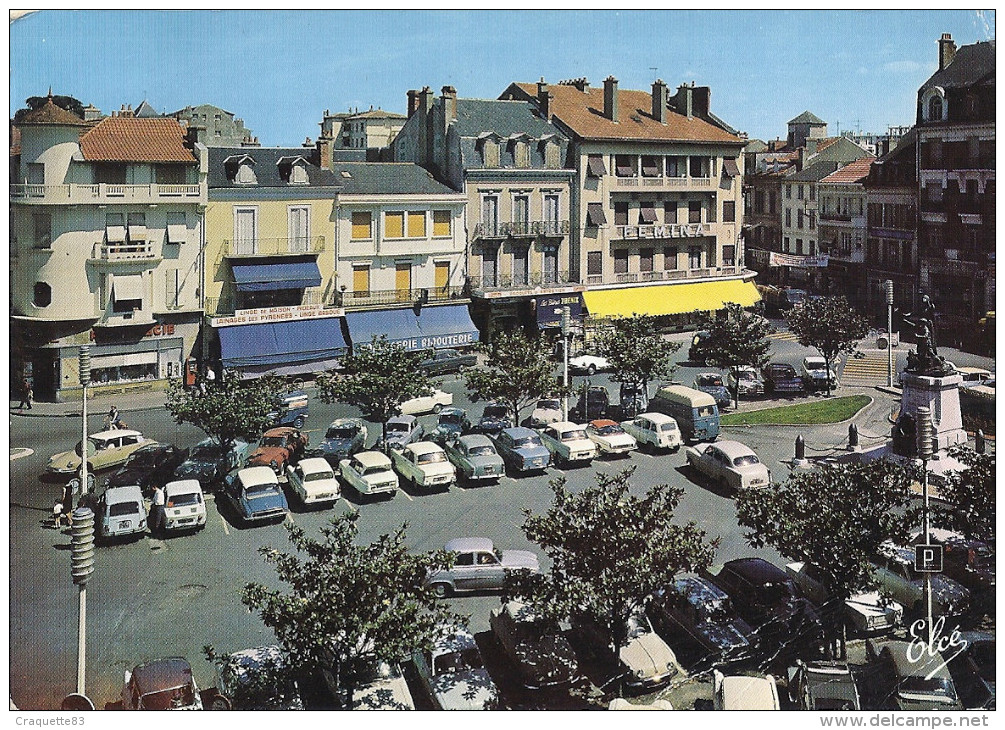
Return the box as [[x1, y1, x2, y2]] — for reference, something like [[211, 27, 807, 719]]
[[649, 385, 720, 443], [97, 485, 147, 540]]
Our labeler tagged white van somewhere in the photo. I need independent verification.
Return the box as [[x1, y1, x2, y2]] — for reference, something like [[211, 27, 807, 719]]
[[163, 479, 207, 532], [98, 485, 147, 539]]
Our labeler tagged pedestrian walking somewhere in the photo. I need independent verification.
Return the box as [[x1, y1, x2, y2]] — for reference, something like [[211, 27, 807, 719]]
[[17, 378, 32, 410], [150, 484, 166, 536], [60, 482, 75, 527]]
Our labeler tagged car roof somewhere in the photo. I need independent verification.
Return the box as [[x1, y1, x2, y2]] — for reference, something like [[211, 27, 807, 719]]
[[634, 412, 676, 423], [104, 484, 144, 503], [165, 479, 202, 496], [130, 442, 173, 454], [263, 427, 298, 436], [697, 372, 723, 379], [502, 426, 537, 438], [549, 421, 583, 431], [131, 658, 194, 691], [589, 419, 618, 427], [711, 440, 757, 458], [387, 414, 416, 424], [723, 557, 789, 582], [353, 451, 392, 467], [91, 429, 142, 440], [238, 466, 280, 486], [673, 574, 730, 605], [407, 441, 445, 455], [327, 418, 362, 428], [438, 407, 466, 416], [298, 457, 333, 473], [502, 600, 540, 623], [458, 433, 493, 448], [719, 674, 776, 708], [445, 537, 494, 553], [877, 541, 915, 564], [431, 626, 477, 658], [879, 640, 952, 679], [955, 366, 992, 376]]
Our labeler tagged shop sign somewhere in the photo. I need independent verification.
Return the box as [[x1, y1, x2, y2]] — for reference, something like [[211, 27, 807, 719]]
[[536, 293, 583, 328], [211, 304, 345, 327], [89, 323, 176, 341], [618, 223, 708, 239]]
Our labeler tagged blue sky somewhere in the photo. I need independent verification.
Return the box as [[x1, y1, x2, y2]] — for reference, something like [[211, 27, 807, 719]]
[[10, 10, 995, 146]]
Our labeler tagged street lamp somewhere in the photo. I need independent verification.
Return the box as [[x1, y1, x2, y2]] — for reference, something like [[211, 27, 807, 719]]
[[916, 406, 935, 648], [884, 280, 894, 387], [561, 306, 571, 421], [79, 346, 90, 495], [70, 506, 95, 697]]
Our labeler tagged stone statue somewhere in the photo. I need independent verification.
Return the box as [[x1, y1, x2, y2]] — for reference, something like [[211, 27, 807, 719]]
[[902, 293, 951, 376]]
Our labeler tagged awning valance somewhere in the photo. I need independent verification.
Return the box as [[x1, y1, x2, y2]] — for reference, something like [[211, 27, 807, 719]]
[[231, 260, 322, 292], [345, 303, 478, 352], [218, 316, 347, 369], [583, 279, 760, 318]]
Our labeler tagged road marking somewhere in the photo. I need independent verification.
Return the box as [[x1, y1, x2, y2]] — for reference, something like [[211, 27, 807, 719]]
[[402, 490, 414, 501], [9, 448, 33, 461], [286, 512, 295, 524], [342, 498, 356, 513], [219, 515, 229, 535]]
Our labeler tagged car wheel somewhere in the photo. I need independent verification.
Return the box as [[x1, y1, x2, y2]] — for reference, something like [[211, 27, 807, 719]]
[[431, 582, 452, 598], [587, 364, 597, 376], [293, 416, 305, 429], [433, 403, 443, 414], [209, 694, 232, 711]]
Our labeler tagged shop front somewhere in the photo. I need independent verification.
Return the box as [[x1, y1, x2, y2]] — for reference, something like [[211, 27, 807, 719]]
[[344, 302, 479, 352]]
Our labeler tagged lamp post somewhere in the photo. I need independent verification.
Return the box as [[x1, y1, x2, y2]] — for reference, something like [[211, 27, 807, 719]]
[[916, 406, 935, 647], [79, 347, 90, 495], [70, 506, 95, 696], [884, 280, 894, 387], [561, 306, 571, 421]]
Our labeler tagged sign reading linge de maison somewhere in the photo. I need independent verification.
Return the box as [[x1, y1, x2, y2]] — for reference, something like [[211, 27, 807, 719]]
[[618, 223, 708, 239], [210, 304, 345, 327]]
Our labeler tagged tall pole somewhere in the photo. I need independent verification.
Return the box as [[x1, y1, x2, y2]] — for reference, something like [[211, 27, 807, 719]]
[[917, 406, 934, 647], [885, 280, 894, 387], [70, 507, 95, 697], [80, 346, 90, 497], [561, 306, 570, 421]]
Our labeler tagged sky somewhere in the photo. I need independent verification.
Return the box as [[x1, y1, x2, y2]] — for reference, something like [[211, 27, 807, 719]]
[[9, 9, 996, 147]]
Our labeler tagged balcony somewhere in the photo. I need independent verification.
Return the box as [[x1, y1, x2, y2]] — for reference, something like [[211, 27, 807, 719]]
[[584, 267, 747, 287], [91, 240, 160, 263], [467, 271, 571, 294], [818, 212, 852, 222], [10, 183, 204, 205], [222, 236, 326, 258], [336, 285, 468, 309], [473, 220, 570, 239], [613, 176, 713, 190]]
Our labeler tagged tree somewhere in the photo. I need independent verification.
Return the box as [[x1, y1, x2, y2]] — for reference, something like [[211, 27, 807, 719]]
[[786, 296, 869, 397], [933, 446, 994, 542], [509, 467, 718, 652], [736, 459, 921, 655], [464, 330, 557, 424], [698, 303, 773, 408], [165, 370, 281, 450], [593, 314, 681, 398], [14, 94, 85, 122], [242, 513, 462, 709], [316, 335, 434, 443]]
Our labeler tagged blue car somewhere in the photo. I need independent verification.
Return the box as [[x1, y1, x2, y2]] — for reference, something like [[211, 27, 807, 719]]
[[474, 402, 512, 437], [491, 427, 550, 475], [430, 407, 471, 445], [318, 418, 368, 466], [222, 466, 289, 525], [694, 373, 732, 410]]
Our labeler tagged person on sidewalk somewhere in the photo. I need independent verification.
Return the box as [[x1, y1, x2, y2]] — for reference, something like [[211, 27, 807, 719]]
[[149, 484, 166, 536], [17, 379, 32, 410]]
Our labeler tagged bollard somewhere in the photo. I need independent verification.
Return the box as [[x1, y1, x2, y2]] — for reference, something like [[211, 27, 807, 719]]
[[795, 434, 805, 461], [975, 429, 985, 454], [848, 423, 859, 451]]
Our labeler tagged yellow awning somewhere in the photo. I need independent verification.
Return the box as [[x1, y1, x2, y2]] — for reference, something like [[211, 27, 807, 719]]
[[582, 279, 760, 318]]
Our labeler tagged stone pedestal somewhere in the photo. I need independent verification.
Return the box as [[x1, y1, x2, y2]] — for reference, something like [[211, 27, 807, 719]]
[[897, 372, 967, 453]]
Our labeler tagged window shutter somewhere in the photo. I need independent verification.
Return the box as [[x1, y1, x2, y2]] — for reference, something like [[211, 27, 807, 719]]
[[385, 212, 405, 238]]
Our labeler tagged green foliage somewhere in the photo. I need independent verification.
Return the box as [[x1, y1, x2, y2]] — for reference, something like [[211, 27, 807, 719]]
[[933, 446, 994, 542], [593, 314, 681, 393], [15, 94, 86, 122], [464, 330, 558, 422], [317, 335, 434, 429], [509, 467, 718, 643], [203, 645, 299, 710], [786, 296, 869, 396], [720, 395, 871, 425], [165, 370, 281, 450], [736, 460, 921, 601], [698, 303, 773, 407], [241, 513, 462, 708]]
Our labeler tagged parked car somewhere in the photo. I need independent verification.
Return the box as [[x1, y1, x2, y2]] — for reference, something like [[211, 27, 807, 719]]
[[911, 528, 995, 599], [122, 658, 203, 710], [585, 419, 637, 457], [400, 388, 453, 416], [442, 433, 504, 485], [953, 366, 993, 385], [286, 457, 340, 506], [106, 443, 189, 494], [761, 362, 805, 394], [322, 656, 415, 710], [426, 537, 540, 597], [380, 414, 424, 452], [390, 441, 455, 491], [267, 390, 309, 429], [618, 383, 649, 419], [539, 421, 597, 468], [420, 348, 477, 376], [648, 575, 756, 666], [338, 451, 398, 499], [570, 385, 610, 421], [412, 625, 499, 710], [866, 639, 963, 710], [948, 631, 995, 710], [704, 558, 823, 653], [694, 373, 732, 410], [429, 407, 471, 444], [173, 438, 251, 489], [688, 330, 713, 364], [474, 402, 512, 437], [871, 541, 970, 619], [620, 413, 681, 453], [569, 352, 610, 375], [48, 429, 150, 475], [492, 427, 550, 475], [247, 427, 308, 476], [96, 485, 148, 541], [221, 466, 289, 525], [572, 607, 683, 692], [684, 440, 771, 491], [785, 561, 903, 635], [649, 385, 720, 443], [208, 645, 303, 711], [162, 479, 207, 533], [527, 397, 563, 429], [800, 356, 838, 391], [317, 418, 367, 467], [786, 659, 861, 711], [712, 670, 780, 710], [727, 366, 765, 398], [489, 601, 579, 690]]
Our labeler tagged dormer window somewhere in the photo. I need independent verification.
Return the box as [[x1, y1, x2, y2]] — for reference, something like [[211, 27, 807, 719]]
[[483, 140, 499, 167], [225, 154, 257, 184], [928, 96, 943, 121], [543, 139, 559, 169], [278, 156, 310, 185], [923, 87, 947, 123], [236, 161, 256, 184]]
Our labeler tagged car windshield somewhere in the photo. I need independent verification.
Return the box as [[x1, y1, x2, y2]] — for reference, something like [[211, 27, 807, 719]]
[[773, 366, 796, 378], [433, 648, 482, 675], [625, 612, 651, 640], [660, 423, 678, 432], [700, 376, 724, 386], [697, 406, 716, 418], [806, 361, 825, 371], [595, 424, 623, 436], [305, 471, 333, 482], [245, 481, 278, 497], [514, 436, 542, 448], [467, 445, 495, 457], [325, 426, 356, 440], [417, 451, 447, 465], [261, 436, 285, 447], [168, 492, 201, 506], [190, 445, 224, 461], [141, 684, 197, 710], [127, 450, 162, 466], [697, 599, 732, 623], [757, 580, 796, 602], [562, 429, 588, 441], [108, 501, 140, 517], [439, 413, 464, 425], [386, 422, 409, 434], [738, 371, 757, 381], [900, 676, 957, 700], [733, 454, 760, 467], [483, 406, 508, 419], [538, 400, 560, 410]]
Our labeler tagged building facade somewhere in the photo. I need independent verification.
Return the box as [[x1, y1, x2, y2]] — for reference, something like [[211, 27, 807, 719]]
[[817, 157, 876, 307], [318, 107, 407, 163], [171, 104, 258, 147]]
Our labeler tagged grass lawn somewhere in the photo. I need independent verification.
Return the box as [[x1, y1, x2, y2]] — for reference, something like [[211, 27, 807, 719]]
[[721, 395, 871, 426]]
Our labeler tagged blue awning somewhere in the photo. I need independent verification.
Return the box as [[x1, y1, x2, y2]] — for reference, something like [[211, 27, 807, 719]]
[[345, 304, 479, 352], [218, 316, 347, 370], [231, 260, 322, 292]]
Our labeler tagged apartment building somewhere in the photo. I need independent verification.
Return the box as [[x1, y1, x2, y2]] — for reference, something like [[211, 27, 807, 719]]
[[817, 157, 876, 307]]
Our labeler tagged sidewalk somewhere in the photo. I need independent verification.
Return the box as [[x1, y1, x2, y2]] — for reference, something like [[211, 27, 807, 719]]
[[10, 387, 170, 419]]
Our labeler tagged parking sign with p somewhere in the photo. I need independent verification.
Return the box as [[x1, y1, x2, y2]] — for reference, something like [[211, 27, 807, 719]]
[[915, 544, 943, 573]]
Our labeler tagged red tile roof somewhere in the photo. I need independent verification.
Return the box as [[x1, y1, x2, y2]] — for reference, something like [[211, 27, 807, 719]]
[[512, 82, 742, 145], [820, 157, 877, 184], [18, 98, 90, 126], [79, 117, 196, 163]]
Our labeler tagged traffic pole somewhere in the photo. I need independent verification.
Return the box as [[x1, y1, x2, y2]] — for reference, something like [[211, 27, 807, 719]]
[[884, 280, 894, 387], [70, 507, 95, 696], [916, 407, 934, 647]]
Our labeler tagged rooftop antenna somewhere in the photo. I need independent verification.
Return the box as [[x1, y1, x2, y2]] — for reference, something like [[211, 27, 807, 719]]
[[835, 119, 841, 136]]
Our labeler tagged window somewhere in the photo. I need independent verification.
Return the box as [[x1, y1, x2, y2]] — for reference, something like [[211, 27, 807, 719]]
[[432, 210, 451, 237], [234, 207, 257, 255], [385, 211, 405, 239], [587, 251, 603, 276], [95, 163, 127, 184], [235, 162, 257, 185], [127, 212, 147, 242], [33, 213, 52, 248], [289, 206, 310, 252], [407, 211, 426, 238], [664, 202, 677, 224], [481, 246, 498, 287], [166, 212, 187, 244], [689, 156, 708, 178], [783, 236, 790, 251], [351, 212, 373, 240], [481, 196, 499, 235], [395, 263, 411, 299], [586, 203, 607, 227], [785, 208, 792, 227], [543, 245, 559, 283], [289, 162, 309, 185], [641, 156, 661, 177], [928, 95, 944, 122], [544, 194, 560, 229], [796, 238, 804, 255], [111, 274, 144, 313], [785, 185, 792, 200], [164, 268, 180, 308], [639, 248, 654, 272], [615, 155, 636, 177], [663, 247, 677, 270], [706, 199, 716, 223], [352, 265, 370, 296], [797, 209, 804, 229], [544, 141, 560, 169], [797, 185, 804, 201], [513, 245, 528, 286], [809, 212, 816, 230], [770, 189, 778, 214], [513, 141, 530, 168], [33, 282, 51, 308], [156, 165, 186, 185], [689, 247, 701, 269], [688, 201, 701, 224], [614, 202, 629, 227], [723, 200, 736, 223], [809, 186, 816, 202], [586, 154, 607, 177], [513, 195, 529, 227], [614, 250, 629, 274], [722, 245, 736, 266], [639, 203, 657, 224], [482, 140, 499, 167], [27, 163, 44, 185]]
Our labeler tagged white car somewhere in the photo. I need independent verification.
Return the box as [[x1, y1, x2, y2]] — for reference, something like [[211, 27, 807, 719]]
[[785, 561, 903, 634], [338, 451, 399, 498], [685, 440, 771, 491], [162, 479, 207, 532], [391, 441, 455, 490], [528, 397, 563, 428], [286, 457, 340, 506], [400, 389, 453, 416], [585, 419, 637, 456], [539, 421, 597, 467], [800, 356, 838, 391], [412, 626, 498, 710], [713, 670, 780, 710], [726, 366, 765, 397], [569, 353, 610, 375], [620, 413, 682, 453]]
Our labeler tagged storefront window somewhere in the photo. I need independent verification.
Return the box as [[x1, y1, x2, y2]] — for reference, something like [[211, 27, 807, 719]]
[[91, 363, 159, 384]]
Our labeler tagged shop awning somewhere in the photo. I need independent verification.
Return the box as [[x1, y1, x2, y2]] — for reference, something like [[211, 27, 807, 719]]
[[345, 303, 479, 352], [231, 260, 322, 292], [218, 316, 347, 369], [583, 279, 761, 318]]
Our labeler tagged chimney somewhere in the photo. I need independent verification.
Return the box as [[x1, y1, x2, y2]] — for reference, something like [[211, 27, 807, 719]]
[[303, 136, 313, 148], [420, 86, 434, 114], [651, 79, 667, 123], [318, 134, 332, 170], [441, 85, 458, 122], [537, 78, 553, 121], [676, 84, 694, 118], [938, 32, 957, 71], [603, 76, 619, 121], [407, 89, 420, 118]]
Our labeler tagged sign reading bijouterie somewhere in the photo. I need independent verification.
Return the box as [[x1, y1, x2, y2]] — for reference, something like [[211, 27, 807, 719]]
[[210, 304, 346, 327], [617, 223, 709, 239]]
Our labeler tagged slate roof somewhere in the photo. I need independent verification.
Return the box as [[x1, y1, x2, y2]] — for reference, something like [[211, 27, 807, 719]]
[[330, 162, 459, 196], [919, 40, 996, 93], [819, 157, 876, 184], [786, 160, 841, 182], [788, 110, 826, 125], [507, 81, 743, 144], [451, 98, 570, 169], [133, 100, 160, 118], [79, 117, 196, 163], [18, 97, 89, 126], [208, 147, 340, 188], [347, 108, 406, 120]]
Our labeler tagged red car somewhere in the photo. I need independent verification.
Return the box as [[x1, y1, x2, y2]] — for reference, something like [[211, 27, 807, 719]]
[[247, 427, 308, 476]]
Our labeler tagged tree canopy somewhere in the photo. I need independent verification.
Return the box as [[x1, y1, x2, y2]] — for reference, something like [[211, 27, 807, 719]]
[[786, 296, 870, 396], [14, 94, 85, 122], [593, 314, 680, 393], [698, 303, 773, 406], [509, 467, 718, 645], [933, 446, 994, 542], [464, 330, 558, 423], [165, 370, 281, 450], [241, 513, 461, 709]]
